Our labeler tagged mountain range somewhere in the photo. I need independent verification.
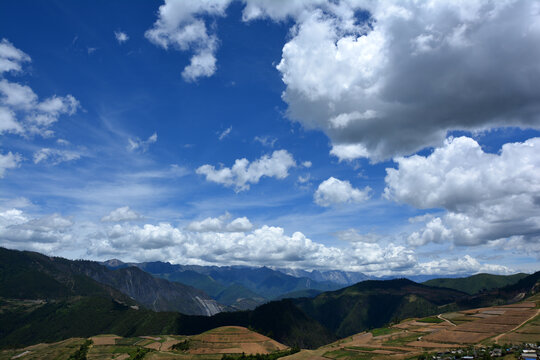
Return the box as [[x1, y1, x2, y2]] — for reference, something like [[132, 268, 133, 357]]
[[1, 247, 538, 350], [101, 259, 347, 310]]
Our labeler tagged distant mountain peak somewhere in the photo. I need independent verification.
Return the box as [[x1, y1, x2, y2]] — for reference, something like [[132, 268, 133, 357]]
[[102, 259, 125, 267]]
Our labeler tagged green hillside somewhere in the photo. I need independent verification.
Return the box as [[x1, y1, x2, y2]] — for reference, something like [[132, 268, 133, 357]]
[[274, 289, 322, 300], [293, 279, 466, 338], [423, 273, 529, 294]]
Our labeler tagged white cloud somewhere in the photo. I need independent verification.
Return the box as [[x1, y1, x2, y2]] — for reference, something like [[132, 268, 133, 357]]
[[268, 0, 540, 161], [0, 106, 22, 134], [101, 206, 142, 222], [127, 132, 158, 152], [314, 177, 371, 207], [302, 161, 312, 168], [218, 126, 232, 140], [0, 209, 73, 248], [297, 174, 310, 184], [196, 149, 296, 191], [186, 212, 253, 232], [385, 136, 540, 247], [182, 48, 217, 82], [0, 151, 21, 178], [417, 255, 512, 276], [33, 148, 81, 165], [0, 80, 37, 109], [330, 143, 370, 161], [0, 40, 79, 138], [0, 197, 33, 211], [0, 208, 28, 226], [145, 0, 232, 82], [114, 31, 129, 43], [0, 39, 30, 74], [254, 136, 277, 148], [334, 228, 379, 243]]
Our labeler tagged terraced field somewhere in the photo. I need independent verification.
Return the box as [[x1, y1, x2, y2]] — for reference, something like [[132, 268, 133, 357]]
[[0, 327, 289, 360], [283, 296, 540, 360]]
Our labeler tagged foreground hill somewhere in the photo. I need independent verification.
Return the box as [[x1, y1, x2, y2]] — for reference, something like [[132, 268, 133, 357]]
[[285, 293, 540, 360], [293, 278, 467, 338], [0, 326, 296, 360], [423, 272, 529, 294]]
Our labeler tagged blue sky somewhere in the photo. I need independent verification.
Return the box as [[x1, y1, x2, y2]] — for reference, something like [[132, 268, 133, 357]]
[[0, 0, 539, 276]]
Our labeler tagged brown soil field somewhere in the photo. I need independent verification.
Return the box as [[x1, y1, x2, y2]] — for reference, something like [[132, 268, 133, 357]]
[[516, 325, 540, 334], [0, 338, 85, 360], [481, 316, 533, 325], [497, 333, 540, 343], [423, 329, 496, 344], [471, 313, 498, 318], [187, 326, 288, 355], [159, 340, 180, 351], [406, 341, 465, 348], [90, 336, 121, 345], [482, 310, 506, 315], [143, 341, 161, 350], [461, 308, 489, 314], [502, 302, 536, 308], [140, 336, 162, 341], [456, 322, 514, 333]]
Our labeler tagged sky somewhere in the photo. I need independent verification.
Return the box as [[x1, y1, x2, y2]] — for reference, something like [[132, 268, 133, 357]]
[[0, 0, 539, 277]]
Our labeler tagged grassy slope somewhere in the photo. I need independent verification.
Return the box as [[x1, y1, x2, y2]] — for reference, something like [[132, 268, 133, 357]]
[[274, 289, 322, 301], [423, 273, 529, 295], [0, 248, 134, 304], [293, 279, 466, 338]]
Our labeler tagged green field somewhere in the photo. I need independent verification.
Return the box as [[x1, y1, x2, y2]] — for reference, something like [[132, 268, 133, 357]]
[[417, 316, 444, 323], [323, 348, 375, 360], [369, 327, 400, 337]]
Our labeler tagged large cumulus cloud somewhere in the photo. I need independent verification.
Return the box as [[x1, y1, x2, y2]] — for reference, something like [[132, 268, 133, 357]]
[[277, 0, 540, 160], [384, 136, 540, 248]]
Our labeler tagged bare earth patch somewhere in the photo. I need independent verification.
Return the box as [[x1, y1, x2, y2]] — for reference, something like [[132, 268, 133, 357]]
[[90, 336, 121, 346]]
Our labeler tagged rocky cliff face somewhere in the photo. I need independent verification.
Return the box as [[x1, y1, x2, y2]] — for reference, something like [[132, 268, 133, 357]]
[[71, 262, 225, 316]]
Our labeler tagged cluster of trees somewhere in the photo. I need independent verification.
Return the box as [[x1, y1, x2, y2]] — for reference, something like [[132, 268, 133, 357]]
[[67, 340, 92, 360], [171, 339, 190, 351]]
